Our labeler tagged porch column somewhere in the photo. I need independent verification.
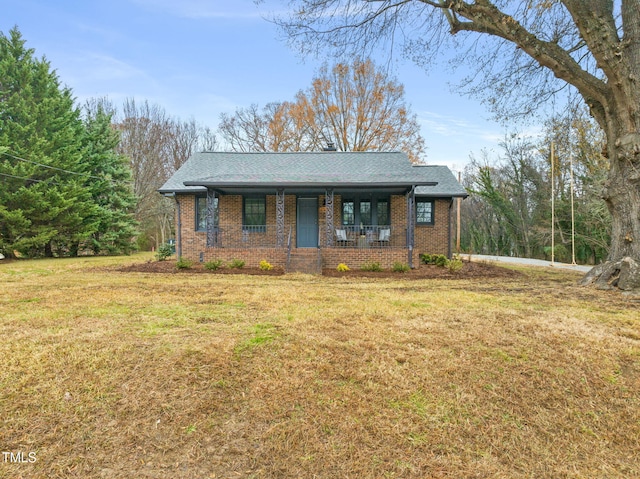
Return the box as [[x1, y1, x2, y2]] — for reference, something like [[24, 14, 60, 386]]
[[206, 188, 217, 248], [276, 188, 285, 247], [407, 187, 416, 268], [325, 188, 334, 247]]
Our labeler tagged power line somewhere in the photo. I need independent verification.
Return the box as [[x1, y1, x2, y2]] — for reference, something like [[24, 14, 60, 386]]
[[0, 171, 61, 185], [1, 150, 104, 181]]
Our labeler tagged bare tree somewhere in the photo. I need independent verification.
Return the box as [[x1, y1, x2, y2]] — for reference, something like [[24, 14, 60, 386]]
[[463, 114, 610, 265], [113, 98, 218, 249], [275, 0, 640, 291], [219, 58, 426, 161], [305, 59, 426, 161], [219, 103, 292, 152]]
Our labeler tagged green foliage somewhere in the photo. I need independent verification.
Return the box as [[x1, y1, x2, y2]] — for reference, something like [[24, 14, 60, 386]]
[[0, 27, 138, 258], [0, 28, 93, 258], [421, 253, 449, 266], [462, 116, 610, 264], [229, 258, 245, 269], [421, 253, 452, 268], [204, 259, 224, 271], [336, 263, 350, 272], [235, 323, 278, 355], [175, 257, 193, 269], [447, 256, 463, 273], [155, 243, 173, 261], [392, 262, 410, 273], [259, 259, 273, 271], [361, 261, 382, 272], [79, 103, 138, 255], [435, 254, 449, 267]]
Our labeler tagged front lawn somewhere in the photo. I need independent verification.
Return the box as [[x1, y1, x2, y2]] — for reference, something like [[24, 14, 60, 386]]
[[1, 255, 638, 478]]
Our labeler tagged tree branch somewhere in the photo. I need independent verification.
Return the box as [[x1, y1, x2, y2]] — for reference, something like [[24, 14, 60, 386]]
[[439, 1, 609, 112]]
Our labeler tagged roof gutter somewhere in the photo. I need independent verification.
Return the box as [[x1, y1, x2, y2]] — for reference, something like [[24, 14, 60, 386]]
[[182, 180, 439, 189]]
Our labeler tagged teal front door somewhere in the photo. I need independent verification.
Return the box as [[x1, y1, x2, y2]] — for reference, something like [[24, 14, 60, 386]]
[[297, 197, 318, 248]]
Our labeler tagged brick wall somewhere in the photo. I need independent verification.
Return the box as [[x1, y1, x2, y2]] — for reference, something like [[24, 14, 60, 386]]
[[176, 193, 290, 266], [175, 192, 453, 268], [176, 195, 206, 259], [414, 199, 452, 257], [321, 248, 416, 270]]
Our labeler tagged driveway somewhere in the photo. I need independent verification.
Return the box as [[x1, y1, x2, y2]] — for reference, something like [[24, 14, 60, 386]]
[[462, 254, 592, 273]]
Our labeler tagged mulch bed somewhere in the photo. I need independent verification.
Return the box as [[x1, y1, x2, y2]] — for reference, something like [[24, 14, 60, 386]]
[[117, 259, 522, 280], [117, 261, 285, 275]]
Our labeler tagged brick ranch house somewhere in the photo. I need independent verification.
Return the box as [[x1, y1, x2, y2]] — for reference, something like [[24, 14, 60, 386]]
[[158, 151, 467, 272]]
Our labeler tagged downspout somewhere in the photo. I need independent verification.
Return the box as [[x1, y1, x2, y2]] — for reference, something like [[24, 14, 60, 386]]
[[448, 199, 453, 259], [407, 186, 416, 269]]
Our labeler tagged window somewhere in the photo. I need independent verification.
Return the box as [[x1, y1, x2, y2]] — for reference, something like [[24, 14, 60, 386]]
[[196, 196, 218, 231], [360, 200, 371, 225], [342, 197, 389, 226], [416, 198, 434, 225], [376, 199, 389, 226], [243, 196, 266, 230], [342, 200, 355, 225]]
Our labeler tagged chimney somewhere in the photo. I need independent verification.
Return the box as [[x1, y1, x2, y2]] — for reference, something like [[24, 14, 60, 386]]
[[323, 142, 337, 151]]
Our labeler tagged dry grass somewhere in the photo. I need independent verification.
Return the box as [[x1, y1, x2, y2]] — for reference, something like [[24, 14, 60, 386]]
[[1, 254, 639, 478]]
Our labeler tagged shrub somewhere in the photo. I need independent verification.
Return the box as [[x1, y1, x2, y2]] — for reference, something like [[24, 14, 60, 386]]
[[336, 263, 350, 272], [155, 243, 173, 261], [421, 253, 454, 268], [392, 262, 410, 273], [361, 261, 382, 272], [204, 259, 224, 271], [420, 253, 432, 265], [259, 259, 273, 271], [175, 257, 193, 269], [435, 254, 449, 267], [447, 257, 464, 273], [229, 258, 245, 269]]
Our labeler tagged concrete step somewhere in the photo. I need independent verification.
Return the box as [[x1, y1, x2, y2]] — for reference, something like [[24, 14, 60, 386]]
[[287, 249, 321, 274]]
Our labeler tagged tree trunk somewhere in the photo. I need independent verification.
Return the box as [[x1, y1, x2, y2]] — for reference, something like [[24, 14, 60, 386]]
[[580, 132, 640, 291]]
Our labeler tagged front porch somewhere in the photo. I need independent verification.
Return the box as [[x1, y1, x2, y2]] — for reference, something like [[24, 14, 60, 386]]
[[203, 224, 409, 250], [198, 223, 415, 273], [201, 187, 417, 256]]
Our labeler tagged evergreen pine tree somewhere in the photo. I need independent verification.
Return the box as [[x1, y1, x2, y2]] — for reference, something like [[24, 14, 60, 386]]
[[79, 104, 138, 255], [0, 27, 97, 257]]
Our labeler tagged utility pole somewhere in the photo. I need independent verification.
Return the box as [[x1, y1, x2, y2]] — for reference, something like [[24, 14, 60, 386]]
[[570, 146, 577, 265], [456, 171, 461, 253], [551, 141, 555, 266]]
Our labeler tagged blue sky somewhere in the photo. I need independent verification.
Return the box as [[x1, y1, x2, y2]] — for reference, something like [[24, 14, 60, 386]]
[[1, 0, 508, 172]]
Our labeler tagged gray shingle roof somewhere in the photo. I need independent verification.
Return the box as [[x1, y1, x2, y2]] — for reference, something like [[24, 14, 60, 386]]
[[158, 151, 467, 197]]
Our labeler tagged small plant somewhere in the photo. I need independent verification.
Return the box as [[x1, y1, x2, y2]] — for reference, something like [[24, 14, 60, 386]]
[[434, 254, 449, 267], [155, 243, 173, 261], [259, 259, 273, 271], [447, 255, 463, 273], [392, 262, 410, 273], [175, 257, 193, 269], [361, 261, 382, 272], [421, 253, 454, 268], [229, 258, 245, 269], [204, 259, 224, 271], [336, 263, 350, 272]]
